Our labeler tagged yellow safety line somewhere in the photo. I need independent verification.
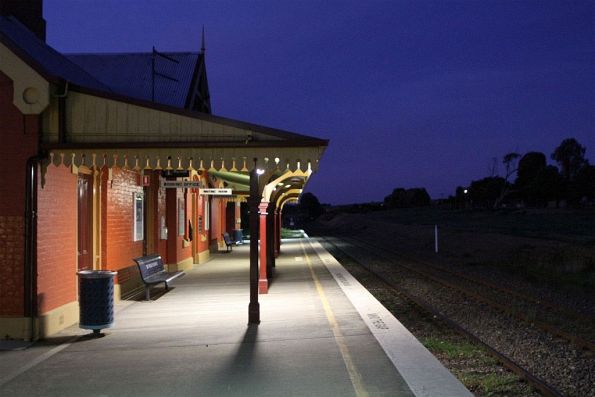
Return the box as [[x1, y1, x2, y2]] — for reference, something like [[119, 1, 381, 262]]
[[300, 241, 369, 397]]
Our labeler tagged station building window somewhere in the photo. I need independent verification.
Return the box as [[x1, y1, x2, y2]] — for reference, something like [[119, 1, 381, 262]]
[[178, 197, 185, 236], [133, 192, 144, 241], [204, 198, 210, 231]]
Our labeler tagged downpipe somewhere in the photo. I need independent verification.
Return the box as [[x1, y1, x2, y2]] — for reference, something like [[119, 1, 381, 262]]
[[24, 153, 44, 341], [23, 82, 64, 341]]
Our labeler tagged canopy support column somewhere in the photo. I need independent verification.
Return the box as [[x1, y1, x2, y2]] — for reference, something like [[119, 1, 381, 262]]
[[248, 165, 260, 324], [266, 202, 275, 271], [275, 208, 281, 257], [258, 201, 269, 294], [277, 208, 283, 256]]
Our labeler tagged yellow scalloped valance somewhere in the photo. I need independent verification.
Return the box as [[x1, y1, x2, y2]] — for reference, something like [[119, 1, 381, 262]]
[[43, 146, 322, 174]]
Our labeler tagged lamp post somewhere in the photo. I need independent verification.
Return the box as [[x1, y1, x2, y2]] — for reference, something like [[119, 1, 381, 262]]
[[248, 163, 262, 324]]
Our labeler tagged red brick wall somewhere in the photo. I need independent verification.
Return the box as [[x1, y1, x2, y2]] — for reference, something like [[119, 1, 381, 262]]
[[0, 71, 38, 316], [0, 216, 25, 315], [36, 166, 77, 314], [103, 169, 144, 276], [100, 169, 108, 267]]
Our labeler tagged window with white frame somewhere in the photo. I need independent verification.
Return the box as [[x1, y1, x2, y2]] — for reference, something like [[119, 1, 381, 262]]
[[178, 197, 185, 236], [133, 192, 144, 241]]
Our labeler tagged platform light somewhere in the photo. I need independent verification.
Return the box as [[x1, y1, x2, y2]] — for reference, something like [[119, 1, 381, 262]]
[[256, 169, 265, 175]]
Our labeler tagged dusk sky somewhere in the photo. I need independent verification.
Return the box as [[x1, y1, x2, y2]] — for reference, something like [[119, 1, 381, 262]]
[[44, 0, 595, 205]]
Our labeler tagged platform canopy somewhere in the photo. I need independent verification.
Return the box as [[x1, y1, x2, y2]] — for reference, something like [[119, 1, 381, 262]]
[[40, 88, 327, 175], [37, 87, 326, 198]]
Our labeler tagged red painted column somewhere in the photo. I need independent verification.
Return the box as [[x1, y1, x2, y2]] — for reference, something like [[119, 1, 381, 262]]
[[258, 201, 269, 294], [274, 209, 280, 257], [277, 209, 282, 252], [266, 203, 275, 272]]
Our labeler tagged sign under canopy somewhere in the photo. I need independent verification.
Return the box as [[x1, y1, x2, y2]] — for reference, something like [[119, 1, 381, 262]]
[[200, 188, 232, 195], [162, 180, 201, 189]]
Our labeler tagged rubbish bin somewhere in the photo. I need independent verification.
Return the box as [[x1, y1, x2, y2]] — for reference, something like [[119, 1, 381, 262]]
[[77, 270, 117, 335], [233, 229, 243, 244]]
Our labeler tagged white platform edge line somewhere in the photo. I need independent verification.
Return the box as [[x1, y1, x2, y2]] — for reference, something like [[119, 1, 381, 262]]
[[305, 236, 473, 397]]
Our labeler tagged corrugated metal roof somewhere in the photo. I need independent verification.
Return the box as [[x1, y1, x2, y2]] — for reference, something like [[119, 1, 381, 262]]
[[0, 15, 111, 92], [66, 52, 200, 108], [0, 14, 327, 152]]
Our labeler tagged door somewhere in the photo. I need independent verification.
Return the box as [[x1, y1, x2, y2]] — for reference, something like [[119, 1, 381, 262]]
[[77, 173, 93, 271]]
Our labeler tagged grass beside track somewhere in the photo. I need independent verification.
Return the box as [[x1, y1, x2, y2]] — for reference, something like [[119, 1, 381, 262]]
[[422, 338, 523, 396]]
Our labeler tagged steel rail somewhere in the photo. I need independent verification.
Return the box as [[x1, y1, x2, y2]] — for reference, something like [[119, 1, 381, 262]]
[[355, 232, 595, 321], [339, 235, 595, 353], [322, 237, 565, 397]]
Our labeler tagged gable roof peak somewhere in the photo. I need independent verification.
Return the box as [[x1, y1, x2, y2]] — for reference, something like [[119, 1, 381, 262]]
[[200, 26, 206, 54]]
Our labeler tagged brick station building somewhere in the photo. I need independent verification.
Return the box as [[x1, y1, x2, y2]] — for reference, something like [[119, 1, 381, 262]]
[[0, 1, 327, 340]]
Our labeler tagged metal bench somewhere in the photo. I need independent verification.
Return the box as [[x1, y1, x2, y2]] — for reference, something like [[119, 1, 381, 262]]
[[222, 232, 234, 252], [133, 254, 185, 300]]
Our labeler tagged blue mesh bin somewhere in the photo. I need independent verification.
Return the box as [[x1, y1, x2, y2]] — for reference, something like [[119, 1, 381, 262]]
[[77, 270, 117, 335]]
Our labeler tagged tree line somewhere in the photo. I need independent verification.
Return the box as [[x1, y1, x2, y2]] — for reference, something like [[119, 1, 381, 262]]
[[452, 138, 595, 209], [289, 138, 594, 220]]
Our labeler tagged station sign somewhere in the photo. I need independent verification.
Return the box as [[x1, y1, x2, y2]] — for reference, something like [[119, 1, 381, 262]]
[[161, 180, 201, 189], [162, 170, 190, 178], [199, 188, 232, 196]]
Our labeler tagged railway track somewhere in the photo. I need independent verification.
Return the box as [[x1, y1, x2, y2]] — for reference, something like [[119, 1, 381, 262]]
[[340, 235, 595, 352], [319, 235, 595, 397]]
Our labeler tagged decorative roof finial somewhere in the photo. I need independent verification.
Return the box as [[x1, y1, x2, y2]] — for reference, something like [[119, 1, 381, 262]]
[[201, 26, 206, 54]]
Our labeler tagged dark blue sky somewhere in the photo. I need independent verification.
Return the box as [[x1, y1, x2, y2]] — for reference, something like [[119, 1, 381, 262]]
[[45, 0, 595, 204]]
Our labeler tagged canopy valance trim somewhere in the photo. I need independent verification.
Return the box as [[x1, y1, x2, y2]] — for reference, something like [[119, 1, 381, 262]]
[[42, 146, 322, 174]]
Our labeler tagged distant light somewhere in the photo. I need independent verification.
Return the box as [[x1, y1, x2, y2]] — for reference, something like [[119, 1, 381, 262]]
[[256, 169, 265, 175], [463, 189, 468, 194]]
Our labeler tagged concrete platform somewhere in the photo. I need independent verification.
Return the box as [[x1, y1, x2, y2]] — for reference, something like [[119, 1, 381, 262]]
[[0, 237, 472, 397]]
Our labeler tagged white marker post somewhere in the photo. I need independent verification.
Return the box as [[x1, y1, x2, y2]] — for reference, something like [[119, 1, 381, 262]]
[[434, 224, 439, 254]]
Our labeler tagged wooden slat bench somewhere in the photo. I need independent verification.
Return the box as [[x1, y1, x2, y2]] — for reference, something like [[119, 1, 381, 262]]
[[133, 254, 185, 300]]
